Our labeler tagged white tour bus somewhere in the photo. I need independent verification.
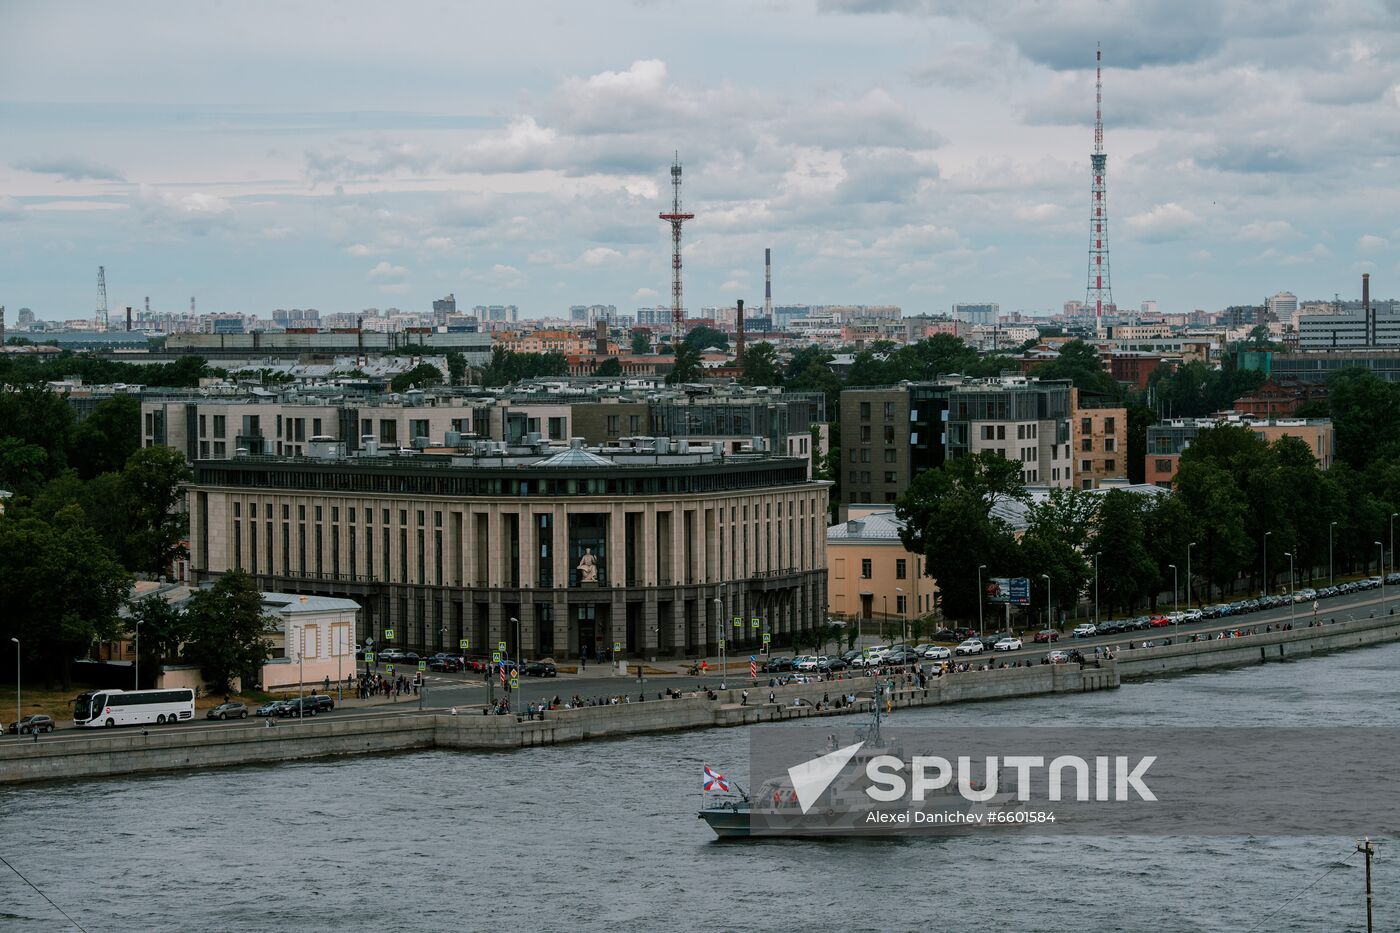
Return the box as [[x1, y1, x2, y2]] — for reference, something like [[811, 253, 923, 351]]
[[73, 688, 196, 728]]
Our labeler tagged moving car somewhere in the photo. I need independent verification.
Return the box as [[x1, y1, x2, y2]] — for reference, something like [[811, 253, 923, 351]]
[[921, 645, 952, 660], [993, 637, 1022, 651], [1046, 650, 1070, 663], [255, 700, 289, 717], [954, 639, 984, 656], [1072, 623, 1097, 638], [8, 714, 54, 735], [1033, 629, 1060, 643], [523, 660, 558, 677], [205, 702, 247, 720]]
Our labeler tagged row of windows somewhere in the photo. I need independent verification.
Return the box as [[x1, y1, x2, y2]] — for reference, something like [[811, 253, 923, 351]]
[[1080, 416, 1118, 433]]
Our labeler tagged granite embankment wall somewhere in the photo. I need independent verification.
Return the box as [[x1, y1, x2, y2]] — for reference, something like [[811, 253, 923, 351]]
[[0, 661, 1117, 786], [1114, 611, 1400, 679]]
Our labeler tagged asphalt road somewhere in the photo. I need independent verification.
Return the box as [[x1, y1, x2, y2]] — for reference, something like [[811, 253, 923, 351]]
[[11, 583, 1393, 748]]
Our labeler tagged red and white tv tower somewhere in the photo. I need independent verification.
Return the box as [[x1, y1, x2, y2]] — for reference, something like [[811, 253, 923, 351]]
[[658, 152, 694, 344], [1086, 44, 1114, 328]]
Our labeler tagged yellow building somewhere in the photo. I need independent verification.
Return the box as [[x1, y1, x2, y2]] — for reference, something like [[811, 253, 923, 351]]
[[826, 507, 935, 629]]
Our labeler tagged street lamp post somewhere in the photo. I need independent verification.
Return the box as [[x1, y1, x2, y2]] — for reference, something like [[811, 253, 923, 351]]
[[895, 587, 905, 647], [10, 638, 18, 739], [1284, 552, 1296, 628], [1262, 530, 1272, 598], [510, 616, 522, 716], [882, 595, 888, 644], [1169, 564, 1178, 636], [1092, 553, 1099, 627], [297, 652, 304, 721], [977, 564, 987, 639], [1390, 513, 1397, 583], [133, 620, 142, 690], [1040, 573, 1052, 631], [713, 595, 726, 690], [1377, 542, 1387, 616], [1329, 521, 1338, 587], [1187, 542, 1196, 613]]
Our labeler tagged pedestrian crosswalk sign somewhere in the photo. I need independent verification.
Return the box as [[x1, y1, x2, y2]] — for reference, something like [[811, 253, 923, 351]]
[[613, 641, 621, 652], [417, 661, 426, 672], [365, 652, 375, 662], [733, 617, 741, 628], [492, 651, 501, 663], [718, 638, 725, 649], [762, 633, 771, 643], [385, 628, 395, 639], [498, 641, 507, 651], [387, 664, 394, 674], [509, 675, 518, 689], [459, 639, 469, 649], [751, 618, 759, 629]]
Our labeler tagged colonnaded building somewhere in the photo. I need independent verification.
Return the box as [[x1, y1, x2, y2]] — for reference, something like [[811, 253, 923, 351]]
[[186, 435, 830, 661]]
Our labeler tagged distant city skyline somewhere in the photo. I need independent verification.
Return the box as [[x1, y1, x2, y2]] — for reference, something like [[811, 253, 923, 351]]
[[2, 1, 1398, 320]]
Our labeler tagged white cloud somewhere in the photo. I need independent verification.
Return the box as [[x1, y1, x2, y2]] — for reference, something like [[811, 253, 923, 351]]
[[368, 261, 409, 279], [1125, 203, 1202, 242], [1238, 220, 1299, 242], [632, 287, 659, 299], [566, 246, 625, 268], [345, 244, 376, 257], [13, 156, 125, 182], [1358, 234, 1391, 252], [134, 185, 233, 234]]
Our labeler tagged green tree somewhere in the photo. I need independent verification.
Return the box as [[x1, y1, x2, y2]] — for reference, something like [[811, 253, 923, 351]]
[[666, 342, 704, 384], [0, 384, 74, 487], [1325, 368, 1400, 470], [127, 593, 192, 689], [0, 506, 131, 687], [897, 452, 1026, 621], [1017, 488, 1097, 622], [739, 342, 782, 387], [1090, 489, 1157, 615], [71, 395, 141, 479], [682, 325, 728, 352], [630, 331, 651, 355], [183, 569, 275, 694], [390, 362, 444, 393], [1028, 339, 1119, 397], [121, 446, 192, 576], [594, 357, 624, 377], [1174, 461, 1249, 602], [479, 348, 570, 387], [445, 350, 466, 386]]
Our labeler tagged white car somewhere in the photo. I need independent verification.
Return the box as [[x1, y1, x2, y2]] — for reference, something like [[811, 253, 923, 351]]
[[1046, 650, 1069, 663], [794, 656, 819, 672], [993, 637, 1022, 651], [954, 639, 984, 656], [922, 645, 952, 660], [866, 645, 892, 661], [1072, 623, 1097, 638]]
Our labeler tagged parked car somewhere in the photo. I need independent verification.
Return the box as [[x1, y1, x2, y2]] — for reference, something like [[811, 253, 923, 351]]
[[428, 657, 461, 673], [308, 694, 335, 712], [819, 656, 850, 672], [401, 652, 422, 666], [205, 702, 247, 721], [378, 649, 405, 662], [922, 645, 952, 660], [993, 637, 1023, 651], [256, 701, 289, 717], [8, 714, 54, 735], [884, 648, 921, 665], [524, 660, 558, 677], [1072, 623, 1097, 638], [1033, 629, 1060, 643], [1149, 616, 1171, 628], [278, 697, 320, 717], [954, 639, 984, 656]]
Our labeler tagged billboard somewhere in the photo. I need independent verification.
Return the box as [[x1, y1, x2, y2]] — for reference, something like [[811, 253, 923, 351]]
[[985, 577, 1030, 606]]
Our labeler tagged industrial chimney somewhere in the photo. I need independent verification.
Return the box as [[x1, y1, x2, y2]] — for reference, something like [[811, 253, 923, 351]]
[[1363, 273, 1374, 346], [764, 248, 773, 318], [735, 298, 746, 364], [125, 306, 133, 332], [595, 319, 608, 357]]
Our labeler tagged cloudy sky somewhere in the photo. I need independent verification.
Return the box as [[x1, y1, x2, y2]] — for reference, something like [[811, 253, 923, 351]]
[[3, 0, 1398, 320]]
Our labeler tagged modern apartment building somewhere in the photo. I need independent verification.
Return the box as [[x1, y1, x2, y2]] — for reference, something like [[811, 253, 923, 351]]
[[187, 438, 829, 660], [840, 377, 1074, 507]]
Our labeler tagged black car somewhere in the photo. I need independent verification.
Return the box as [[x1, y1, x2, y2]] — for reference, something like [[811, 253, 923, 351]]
[[428, 657, 461, 673], [401, 652, 422, 666], [818, 656, 849, 672], [523, 660, 558, 677], [764, 657, 795, 673], [884, 648, 921, 665], [278, 697, 320, 717], [308, 694, 335, 712]]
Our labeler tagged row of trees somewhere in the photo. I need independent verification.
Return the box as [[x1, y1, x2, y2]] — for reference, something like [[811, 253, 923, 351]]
[[0, 349, 217, 389], [896, 401, 1400, 624]]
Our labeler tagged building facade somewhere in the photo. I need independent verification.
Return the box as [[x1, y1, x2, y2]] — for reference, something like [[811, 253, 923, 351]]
[[841, 377, 1074, 508], [187, 439, 829, 660], [1145, 416, 1334, 488], [826, 508, 935, 626], [1070, 390, 1127, 489]]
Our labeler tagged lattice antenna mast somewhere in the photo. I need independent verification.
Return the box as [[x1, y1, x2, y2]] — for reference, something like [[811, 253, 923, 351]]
[[658, 152, 694, 344], [1086, 43, 1113, 324], [96, 265, 109, 329]]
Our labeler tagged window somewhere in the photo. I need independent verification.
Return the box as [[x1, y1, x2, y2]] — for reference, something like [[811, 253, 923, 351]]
[[860, 425, 871, 443], [1081, 438, 1093, 451], [380, 420, 398, 445], [1017, 424, 1026, 440], [1105, 459, 1116, 471], [895, 558, 907, 579], [860, 559, 872, 578], [199, 414, 207, 436], [860, 448, 871, 463], [410, 419, 430, 440], [896, 595, 907, 614], [883, 448, 897, 463], [883, 425, 894, 443], [1081, 459, 1092, 472], [981, 425, 994, 441], [313, 418, 323, 436], [996, 425, 1006, 440], [606, 415, 619, 435], [883, 401, 895, 420], [859, 402, 871, 420], [849, 449, 859, 463], [1105, 417, 1116, 433], [1105, 438, 1117, 452], [1081, 417, 1092, 434], [213, 415, 226, 438], [1155, 458, 1173, 472], [884, 471, 896, 483]]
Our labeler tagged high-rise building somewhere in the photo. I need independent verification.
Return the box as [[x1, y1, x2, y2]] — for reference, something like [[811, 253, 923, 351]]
[[952, 303, 998, 327]]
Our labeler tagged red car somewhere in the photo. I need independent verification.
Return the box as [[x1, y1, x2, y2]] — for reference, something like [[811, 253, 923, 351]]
[[1033, 629, 1059, 643], [1148, 616, 1170, 628]]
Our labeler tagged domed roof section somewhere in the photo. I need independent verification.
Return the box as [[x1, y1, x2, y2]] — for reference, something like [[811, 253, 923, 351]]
[[531, 447, 616, 468]]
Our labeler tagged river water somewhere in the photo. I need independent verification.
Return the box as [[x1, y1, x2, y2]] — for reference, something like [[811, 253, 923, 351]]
[[3, 644, 1397, 932]]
